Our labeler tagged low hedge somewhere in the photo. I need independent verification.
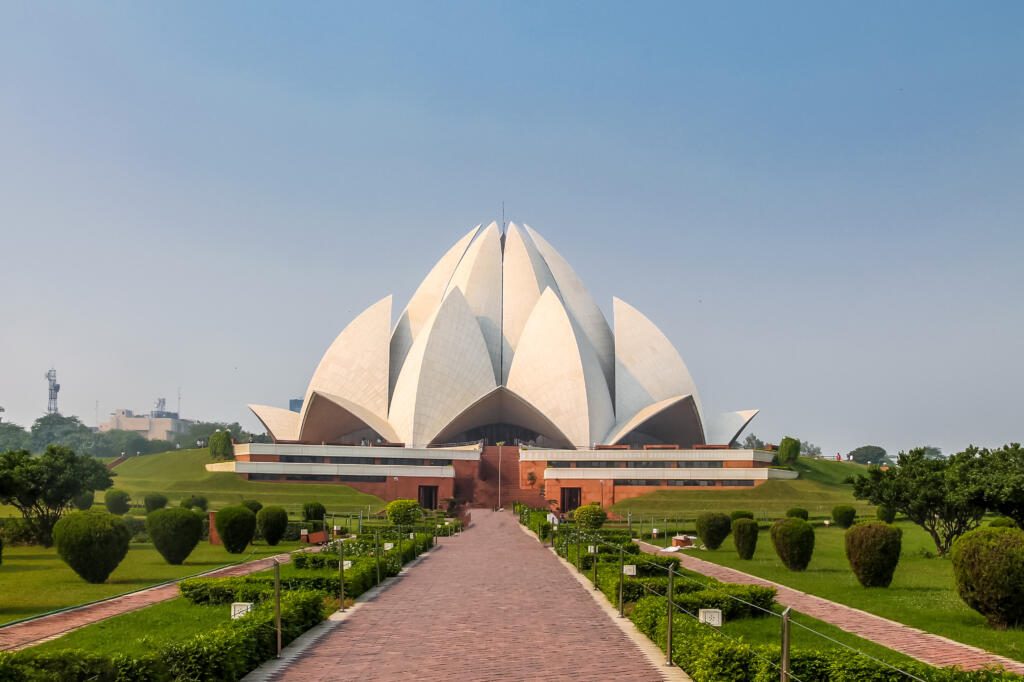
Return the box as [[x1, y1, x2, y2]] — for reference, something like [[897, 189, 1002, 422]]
[[0, 590, 325, 682], [181, 563, 381, 607], [672, 584, 776, 620]]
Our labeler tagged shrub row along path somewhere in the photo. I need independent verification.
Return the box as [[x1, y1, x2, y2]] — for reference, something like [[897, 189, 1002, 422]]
[[635, 540, 1024, 675], [0, 550, 303, 652], [266, 510, 672, 682]]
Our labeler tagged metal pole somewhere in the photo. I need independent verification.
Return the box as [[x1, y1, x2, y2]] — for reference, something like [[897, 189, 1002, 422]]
[[592, 542, 598, 589], [338, 541, 346, 611], [780, 607, 792, 682], [618, 546, 625, 617], [375, 530, 381, 585], [398, 525, 404, 565], [665, 565, 674, 667], [274, 559, 282, 657], [576, 529, 582, 572]]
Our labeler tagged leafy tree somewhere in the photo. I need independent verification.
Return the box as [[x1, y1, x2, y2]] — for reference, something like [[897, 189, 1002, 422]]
[[852, 448, 985, 556], [104, 489, 131, 515], [848, 445, 888, 465], [29, 414, 95, 454], [967, 444, 1024, 529], [732, 518, 759, 559], [845, 522, 902, 588], [921, 445, 944, 460], [208, 431, 234, 461], [146, 508, 202, 565], [72, 491, 94, 510], [53, 511, 131, 583], [951, 527, 1024, 628], [800, 440, 822, 456], [573, 504, 608, 530], [0, 446, 113, 546], [180, 495, 208, 511], [257, 506, 289, 546], [776, 437, 800, 467], [695, 512, 731, 550], [144, 493, 168, 513], [214, 506, 256, 553], [175, 421, 247, 449], [740, 433, 766, 450], [384, 499, 421, 526], [875, 504, 896, 523], [0, 422, 30, 452]]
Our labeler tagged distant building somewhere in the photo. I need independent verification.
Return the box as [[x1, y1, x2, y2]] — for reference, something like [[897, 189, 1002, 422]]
[[100, 402, 192, 442], [288, 398, 303, 413]]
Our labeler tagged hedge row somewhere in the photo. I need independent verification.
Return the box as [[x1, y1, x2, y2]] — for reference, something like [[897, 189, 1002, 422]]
[[181, 559, 385, 606], [0, 590, 325, 682], [630, 596, 1018, 682]]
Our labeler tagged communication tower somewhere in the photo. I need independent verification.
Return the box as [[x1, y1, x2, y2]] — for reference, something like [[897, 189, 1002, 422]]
[[45, 368, 60, 414]]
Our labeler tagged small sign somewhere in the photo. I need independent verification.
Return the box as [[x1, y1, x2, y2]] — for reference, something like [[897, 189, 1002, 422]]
[[699, 608, 723, 627], [300, 528, 309, 536], [384, 542, 395, 551], [333, 525, 342, 532], [623, 564, 637, 576], [587, 545, 597, 554], [342, 560, 352, 570], [444, 521, 451, 525], [652, 528, 659, 538], [409, 532, 415, 539], [231, 602, 254, 619]]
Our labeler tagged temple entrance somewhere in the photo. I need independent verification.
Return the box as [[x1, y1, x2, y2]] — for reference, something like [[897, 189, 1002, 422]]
[[560, 487, 581, 513], [418, 485, 438, 510]]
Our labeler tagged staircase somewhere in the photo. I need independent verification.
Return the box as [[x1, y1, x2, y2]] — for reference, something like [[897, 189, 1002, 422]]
[[473, 445, 547, 509]]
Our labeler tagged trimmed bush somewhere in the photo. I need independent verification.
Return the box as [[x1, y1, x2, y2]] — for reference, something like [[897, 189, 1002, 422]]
[[144, 493, 169, 514], [573, 503, 608, 530], [785, 507, 808, 520], [951, 526, 1024, 628], [695, 512, 731, 550], [845, 522, 902, 587], [53, 511, 130, 583], [876, 504, 896, 524], [241, 499, 263, 515], [104, 489, 131, 515], [831, 505, 857, 529], [180, 495, 208, 511], [989, 517, 1016, 528], [730, 510, 754, 521], [732, 518, 759, 559], [770, 518, 815, 571], [215, 506, 257, 554], [302, 501, 327, 523], [257, 506, 289, 546], [72, 491, 94, 511], [147, 507, 203, 565], [384, 499, 421, 526]]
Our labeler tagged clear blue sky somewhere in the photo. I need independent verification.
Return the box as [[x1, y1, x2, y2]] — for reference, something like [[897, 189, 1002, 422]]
[[1, 2, 1021, 456]]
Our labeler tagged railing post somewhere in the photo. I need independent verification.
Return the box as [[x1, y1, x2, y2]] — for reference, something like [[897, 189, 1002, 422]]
[[665, 564, 674, 667], [274, 559, 282, 657], [374, 530, 381, 586], [617, 546, 625, 617], [592, 539, 599, 589], [780, 607, 792, 682], [338, 540, 346, 611], [576, 528, 583, 573]]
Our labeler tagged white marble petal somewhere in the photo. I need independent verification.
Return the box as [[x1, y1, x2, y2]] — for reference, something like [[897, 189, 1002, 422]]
[[248, 404, 300, 442], [706, 409, 760, 446], [500, 223, 560, 383]]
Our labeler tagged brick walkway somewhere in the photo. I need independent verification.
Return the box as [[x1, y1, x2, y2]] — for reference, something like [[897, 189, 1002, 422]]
[[267, 511, 669, 681], [0, 550, 301, 651], [636, 541, 1024, 675]]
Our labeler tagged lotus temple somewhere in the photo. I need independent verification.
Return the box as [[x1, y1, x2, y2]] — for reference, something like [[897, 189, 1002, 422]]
[[224, 223, 794, 511]]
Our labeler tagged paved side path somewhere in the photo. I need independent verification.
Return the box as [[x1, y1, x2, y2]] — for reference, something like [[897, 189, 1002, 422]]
[[269, 511, 669, 681], [0, 550, 301, 651], [636, 541, 1024, 675]]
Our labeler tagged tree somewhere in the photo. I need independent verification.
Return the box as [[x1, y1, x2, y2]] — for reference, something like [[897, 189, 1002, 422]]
[[0, 446, 113, 546], [573, 504, 608, 530], [241, 499, 262, 515], [771, 518, 815, 571], [845, 522, 902, 588], [72, 491, 94, 510], [732, 518, 759, 559], [29, 414, 95, 454], [776, 437, 800, 467], [922, 445, 944, 460], [384, 499, 421, 526], [214, 506, 256, 553], [969, 444, 1024, 529], [951, 527, 1024, 628], [831, 505, 857, 528], [848, 445, 888, 465], [695, 512, 731, 550], [208, 431, 234, 461], [147, 508, 202, 565], [303, 501, 327, 522], [0, 422, 30, 452], [741, 433, 766, 450], [800, 440, 822, 457], [852, 448, 985, 556], [53, 511, 131, 583]]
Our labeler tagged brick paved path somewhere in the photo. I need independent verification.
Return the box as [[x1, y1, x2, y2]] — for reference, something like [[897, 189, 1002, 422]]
[[269, 511, 668, 681], [636, 541, 1024, 675], [0, 550, 300, 651]]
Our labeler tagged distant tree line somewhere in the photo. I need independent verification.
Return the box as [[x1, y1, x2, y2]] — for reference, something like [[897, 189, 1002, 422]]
[[0, 413, 265, 458]]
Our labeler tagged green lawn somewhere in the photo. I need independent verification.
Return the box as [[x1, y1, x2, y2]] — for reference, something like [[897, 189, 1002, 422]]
[[0, 540, 299, 625], [103, 448, 384, 514], [692, 521, 1024, 664], [29, 598, 228, 657], [610, 457, 874, 521]]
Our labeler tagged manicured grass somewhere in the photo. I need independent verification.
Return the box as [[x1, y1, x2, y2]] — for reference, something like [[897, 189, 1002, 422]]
[[693, 521, 1024, 663], [610, 457, 874, 521], [106, 448, 385, 514], [29, 598, 227, 656], [0, 540, 300, 625]]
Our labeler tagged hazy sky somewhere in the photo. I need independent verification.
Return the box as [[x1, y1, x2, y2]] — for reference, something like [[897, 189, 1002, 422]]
[[1, 2, 1021, 456]]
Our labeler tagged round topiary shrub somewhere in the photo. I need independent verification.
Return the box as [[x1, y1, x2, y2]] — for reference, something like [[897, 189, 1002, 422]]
[[384, 499, 421, 526], [53, 511, 131, 583], [951, 527, 1024, 628], [573, 504, 608, 530], [215, 506, 257, 554], [144, 493, 168, 514], [257, 506, 289, 546], [72, 491, 94, 511], [876, 504, 896, 524], [844, 522, 902, 587], [786, 507, 809, 521], [696, 512, 732, 550], [180, 495, 208, 511], [146, 507, 202, 565], [730, 510, 755, 521], [104, 489, 131, 515], [988, 517, 1017, 528], [302, 501, 327, 523], [771, 518, 815, 571], [241, 499, 262, 515], [732, 518, 759, 559], [832, 505, 857, 529]]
